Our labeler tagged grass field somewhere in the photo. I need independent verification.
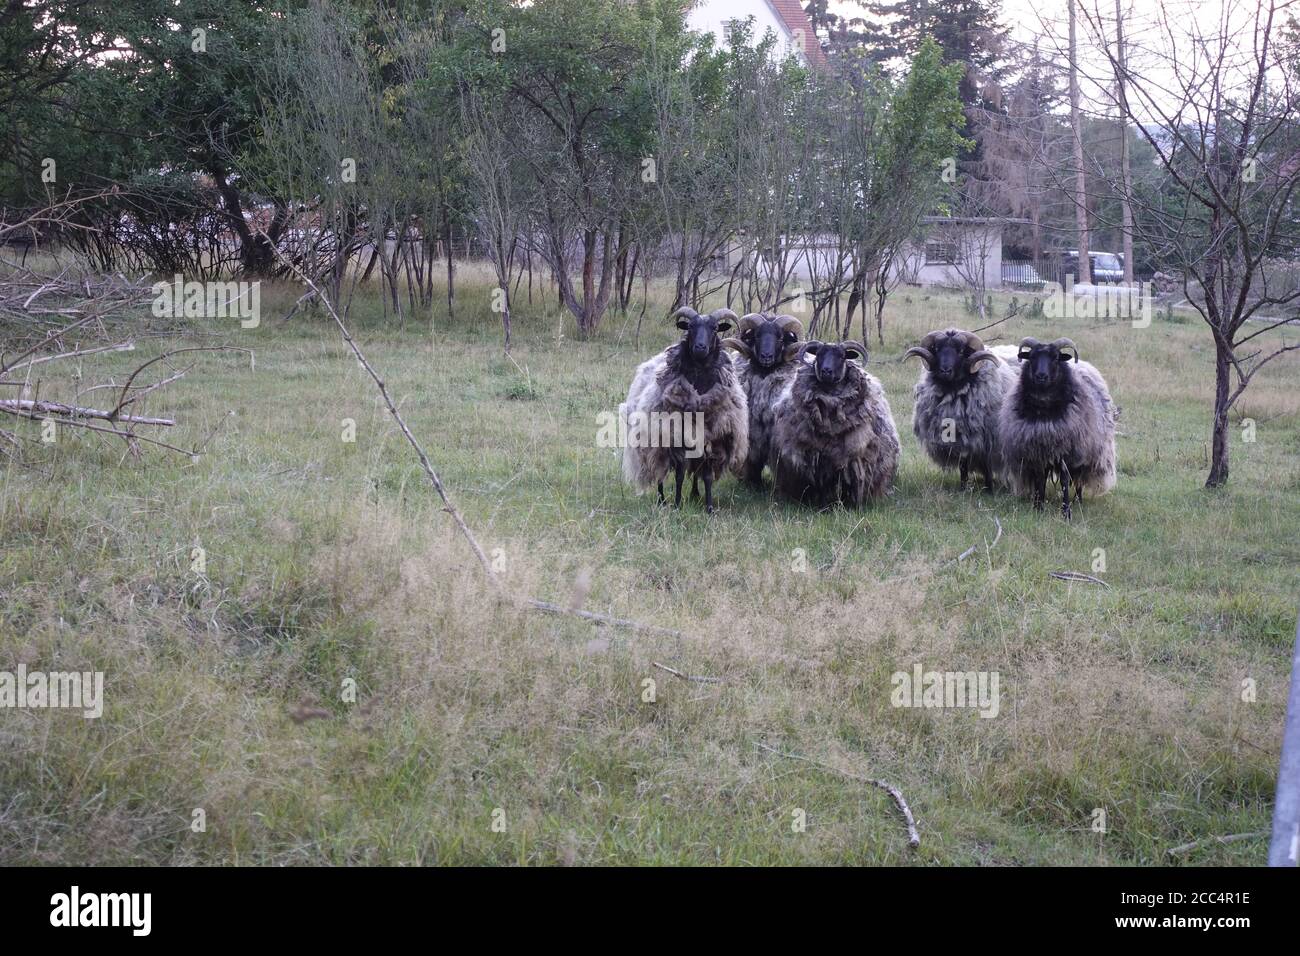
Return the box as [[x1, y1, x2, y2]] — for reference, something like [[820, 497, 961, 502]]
[[2, 271, 1298, 865]]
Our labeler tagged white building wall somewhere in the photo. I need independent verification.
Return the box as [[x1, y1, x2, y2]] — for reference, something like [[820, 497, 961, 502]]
[[687, 1, 805, 62]]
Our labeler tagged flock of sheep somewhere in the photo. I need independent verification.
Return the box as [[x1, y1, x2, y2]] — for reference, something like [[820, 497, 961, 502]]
[[621, 306, 1118, 519]]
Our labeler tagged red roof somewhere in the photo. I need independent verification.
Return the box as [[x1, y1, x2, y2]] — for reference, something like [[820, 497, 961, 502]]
[[766, 0, 826, 65]]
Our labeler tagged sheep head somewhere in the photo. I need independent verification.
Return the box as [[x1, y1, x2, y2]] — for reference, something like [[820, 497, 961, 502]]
[[723, 312, 803, 368], [1016, 337, 1080, 392], [672, 306, 737, 364], [905, 329, 998, 386], [801, 340, 866, 388]]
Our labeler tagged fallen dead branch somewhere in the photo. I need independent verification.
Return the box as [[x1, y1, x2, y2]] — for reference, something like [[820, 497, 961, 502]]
[[269, 242, 682, 641], [1166, 830, 1267, 857], [0, 278, 251, 458], [1049, 571, 1111, 588], [651, 661, 724, 684], [756, 741, 921, 848], [957, 514, 1002, 563], [528, 600, 684, 637], [0, 398, 174, 426]]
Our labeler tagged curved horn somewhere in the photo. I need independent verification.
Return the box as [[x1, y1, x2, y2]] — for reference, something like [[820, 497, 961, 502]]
[[773, 314, 804, 338], [670, 306, 699, 321], [721, 337, 752, 357], [960, 330, 987, 353], [1048, 337, 1079, 361], [842, 340, 868, 362], [921, 330, 948, 350], [708, 307, 739, 323], [1018, 336, 1041, 349], [966, 349, 999, 369], [737, 312, 765, 334], [904, 346, 935, 366], [799, 340, 824, 363]]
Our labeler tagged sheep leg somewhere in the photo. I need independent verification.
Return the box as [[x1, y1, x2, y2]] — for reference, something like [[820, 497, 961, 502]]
[[982, 461, 995, 493], [703, 472, 715, 515], [959, 457, 969, 490], [1032, 472, 1046, 512], [1059, 461, 1072, 520], [690, 474, 700, 501], [656, 481, 666, 506], [673, 461, 685, 508]]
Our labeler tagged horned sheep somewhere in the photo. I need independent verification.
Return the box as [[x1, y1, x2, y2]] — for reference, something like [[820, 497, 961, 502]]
[[722, 312, 804, 487], [768, 340, 900, 507], [998, 336, 1118, 519], [905, 328, 1019, 491], [621, 306, 749, 513]]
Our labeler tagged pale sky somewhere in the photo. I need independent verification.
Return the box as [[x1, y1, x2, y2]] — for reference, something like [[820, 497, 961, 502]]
[[827, 0, 1296, 121]]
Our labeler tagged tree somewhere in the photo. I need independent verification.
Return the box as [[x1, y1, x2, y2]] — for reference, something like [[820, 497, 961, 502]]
[[859, 0, 1011, 108], [466, 0, 682, 337], [1082, 0, 1300, 488]]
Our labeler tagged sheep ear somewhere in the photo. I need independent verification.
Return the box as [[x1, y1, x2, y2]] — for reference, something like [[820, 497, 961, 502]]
[[1058, 348, 1079, 363], [676, 319, 691, 331], [1017, 347, 1032, 362], [716, 320, 732, 333]]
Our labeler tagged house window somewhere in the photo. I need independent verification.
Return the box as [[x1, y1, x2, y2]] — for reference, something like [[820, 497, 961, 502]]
[[925, 242, 958, 265]]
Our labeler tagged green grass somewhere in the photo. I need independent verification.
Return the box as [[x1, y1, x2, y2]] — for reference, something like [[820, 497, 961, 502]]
[[1, 273, 1297, 865]]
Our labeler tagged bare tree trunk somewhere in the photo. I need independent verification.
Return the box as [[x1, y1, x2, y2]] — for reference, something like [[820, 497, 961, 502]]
[[1069, 0, 1092, 284], [1207, 340, 1232, 487], [442, 201, 455, 321], [1115, 0, 1134, 285], [500, 280, 512, 352]]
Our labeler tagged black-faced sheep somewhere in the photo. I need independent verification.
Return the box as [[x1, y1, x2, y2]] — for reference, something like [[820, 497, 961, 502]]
[[621, 306, 749, 513], [722, 312, 804, 487], [905, 328, 1018, 491], [769, 340, 900, 507], [998, 336, 1117, 519]]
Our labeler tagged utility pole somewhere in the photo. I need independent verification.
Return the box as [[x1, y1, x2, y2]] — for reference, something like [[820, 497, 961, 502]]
[[1069, 0, 1091, 284], [1115, 0, 1134, 285]]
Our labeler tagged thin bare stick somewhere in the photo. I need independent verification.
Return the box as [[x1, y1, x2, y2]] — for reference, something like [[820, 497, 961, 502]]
[[756, 742, 921, 848], [1166, 831, 1267, 857], [651, 661, 723, 684], [269, 243, 676, 641], [529, 600, 683, 638], [109, 346, 252, 420], [271, 252, 494, 577], [1050, 571, 1111, 588], [6, 341, 136, 370], [0, 312, 103, 374], [958, 515, 1002, 563]]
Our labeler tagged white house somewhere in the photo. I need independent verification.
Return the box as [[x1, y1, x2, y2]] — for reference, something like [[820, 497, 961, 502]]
[[892, 217, 1028, 291], [686, 0, 826, 66], [731, 218, 1029, 292]]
